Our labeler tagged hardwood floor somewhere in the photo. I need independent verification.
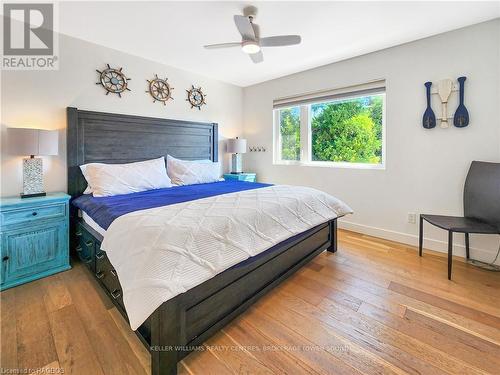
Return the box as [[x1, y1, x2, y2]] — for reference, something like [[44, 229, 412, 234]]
[[1, 229, 499, 374]]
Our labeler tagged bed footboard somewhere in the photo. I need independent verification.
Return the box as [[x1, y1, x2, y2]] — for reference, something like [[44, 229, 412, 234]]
[[328, 218, 338, 252], [150, 218, 337, 375]]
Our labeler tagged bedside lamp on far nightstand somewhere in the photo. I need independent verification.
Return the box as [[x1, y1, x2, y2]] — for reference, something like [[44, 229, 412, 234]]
[[8, 128, 59, 198], [227, 137, 247, 174]]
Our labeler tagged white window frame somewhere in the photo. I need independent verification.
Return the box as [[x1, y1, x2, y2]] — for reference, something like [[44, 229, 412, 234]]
[[273, 89, 386, 170], [273, 106, 302, 166]]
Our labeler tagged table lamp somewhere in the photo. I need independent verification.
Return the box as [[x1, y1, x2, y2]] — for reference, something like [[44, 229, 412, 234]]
[[226, 137, 247, 174], [8, 128, 59, 198]]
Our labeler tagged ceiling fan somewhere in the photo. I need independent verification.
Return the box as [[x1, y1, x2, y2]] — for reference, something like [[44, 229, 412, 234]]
[[203, 6, 301, 64]]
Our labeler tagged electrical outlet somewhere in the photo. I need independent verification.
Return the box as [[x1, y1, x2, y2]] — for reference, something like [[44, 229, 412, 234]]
[[407, 213, 417, 224]]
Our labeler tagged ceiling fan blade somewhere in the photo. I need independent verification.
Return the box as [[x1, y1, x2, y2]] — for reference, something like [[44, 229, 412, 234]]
[[249, 50, 263, 64], [259, 35, 301, 47], [251, 22, 260, 39], [204, 42, 241, 49], [234, 15, 256, 40]]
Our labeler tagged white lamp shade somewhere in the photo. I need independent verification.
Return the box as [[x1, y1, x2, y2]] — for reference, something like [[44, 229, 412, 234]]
[[8, 128, 58, 156], [227, 138, 247, 154]]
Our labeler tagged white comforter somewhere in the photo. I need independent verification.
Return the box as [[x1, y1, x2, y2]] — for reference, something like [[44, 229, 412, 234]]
[[101, 185, 352, 330]]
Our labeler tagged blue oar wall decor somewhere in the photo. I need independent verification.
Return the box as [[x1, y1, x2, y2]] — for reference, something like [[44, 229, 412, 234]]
[[453, 76, 469, 127], [422, 82, 436, 129], [422, 76, 469, 129]]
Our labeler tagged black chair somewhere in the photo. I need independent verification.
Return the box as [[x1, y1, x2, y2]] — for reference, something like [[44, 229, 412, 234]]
[[419, 161, 500, 280]]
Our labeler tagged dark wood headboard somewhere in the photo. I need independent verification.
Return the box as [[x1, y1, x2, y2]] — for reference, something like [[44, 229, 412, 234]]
[[67, 107, 218, 199]]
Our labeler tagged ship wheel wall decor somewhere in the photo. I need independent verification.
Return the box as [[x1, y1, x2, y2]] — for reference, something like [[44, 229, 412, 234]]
[[96, 64, 131, 97], [146, 74, 174, 105], [186, 85, 207, 110]]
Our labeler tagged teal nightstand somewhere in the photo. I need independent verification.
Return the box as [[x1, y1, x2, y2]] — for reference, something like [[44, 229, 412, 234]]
[[223, 173, 257, 183], [0, 193, 71, 290]]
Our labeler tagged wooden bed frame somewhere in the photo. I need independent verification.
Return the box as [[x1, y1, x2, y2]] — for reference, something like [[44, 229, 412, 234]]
[[66, 107, 338, 375]]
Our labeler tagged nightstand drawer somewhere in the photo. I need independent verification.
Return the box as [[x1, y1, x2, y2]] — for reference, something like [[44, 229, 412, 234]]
[[1, 203, 66, 226], [239, 175, 256, 182], [223, 173, 257, 182]]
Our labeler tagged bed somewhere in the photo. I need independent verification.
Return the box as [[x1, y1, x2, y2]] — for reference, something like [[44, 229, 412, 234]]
[[67, 107, 349, 375]]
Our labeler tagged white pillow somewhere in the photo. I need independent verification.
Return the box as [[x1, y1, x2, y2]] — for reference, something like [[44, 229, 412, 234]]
[[82, 157, 172, 197], [167, 155, 220, 186], [80, 163, 101, 194]]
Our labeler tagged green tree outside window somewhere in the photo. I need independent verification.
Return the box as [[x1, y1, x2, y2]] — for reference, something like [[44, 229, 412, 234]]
[[278, 94, 383, 164], [279, 107, 300, 161]]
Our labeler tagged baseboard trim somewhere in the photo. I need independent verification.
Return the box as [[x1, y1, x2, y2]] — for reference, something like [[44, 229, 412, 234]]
[[338, 219, 500, 264]]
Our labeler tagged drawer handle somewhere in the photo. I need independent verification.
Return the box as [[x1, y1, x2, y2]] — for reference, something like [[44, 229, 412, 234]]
[[84, 257, 93, 265], [96, 252, 105, 260], [110, 269, 117, 277], [96, 271, 105, 279], [85, 240, 94, 247], [75, 245, 82, 253], [75, 231, 83, 237], [32, 212, 38, 216], [111, 289, 121, 299], [2, 256, 9, 262]]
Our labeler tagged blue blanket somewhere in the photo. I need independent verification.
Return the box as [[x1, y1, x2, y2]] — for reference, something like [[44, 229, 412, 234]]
[[72, 180, 271, 230]]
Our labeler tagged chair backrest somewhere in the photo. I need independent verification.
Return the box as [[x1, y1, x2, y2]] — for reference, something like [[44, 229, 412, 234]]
[[464, 161, 500, 227]]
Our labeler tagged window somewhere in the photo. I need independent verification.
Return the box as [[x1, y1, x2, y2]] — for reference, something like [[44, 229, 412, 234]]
[[273, 83, 385, 168]]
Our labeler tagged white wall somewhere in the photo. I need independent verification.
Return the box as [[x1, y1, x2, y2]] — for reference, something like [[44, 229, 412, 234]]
[[243, 20, 500, 262], [1, 32, 243, 197]]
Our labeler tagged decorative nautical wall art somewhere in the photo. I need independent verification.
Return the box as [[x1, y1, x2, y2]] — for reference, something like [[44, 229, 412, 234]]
[[453, 77, 469, 127], [186, 85, 207, 110], [146, 74, 174, 105], [422, 76, 469, 129], [96, 64, 131, 97]]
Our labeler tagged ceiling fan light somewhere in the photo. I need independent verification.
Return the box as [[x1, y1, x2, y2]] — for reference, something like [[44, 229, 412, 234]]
[[241, 41, 260, 54]]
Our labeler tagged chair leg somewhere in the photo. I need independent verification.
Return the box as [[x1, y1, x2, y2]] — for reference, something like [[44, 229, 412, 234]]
[[465, 233, 470, 260], [419, 215, 424, 257], [448, 231, 453, 280]]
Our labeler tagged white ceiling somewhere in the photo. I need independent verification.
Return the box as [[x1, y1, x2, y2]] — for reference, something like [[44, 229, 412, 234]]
[[59, 1, 500, 87]]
